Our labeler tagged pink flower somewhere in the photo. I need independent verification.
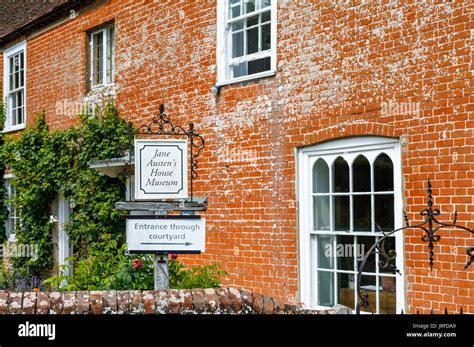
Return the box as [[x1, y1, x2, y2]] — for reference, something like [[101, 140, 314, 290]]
[[132, 258, 142, 270], [170, 254, 178, 260]]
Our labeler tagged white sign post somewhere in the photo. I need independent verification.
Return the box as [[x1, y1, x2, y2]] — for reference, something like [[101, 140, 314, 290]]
[[134, 139, 188, 200], [126, 217, 205, 253]]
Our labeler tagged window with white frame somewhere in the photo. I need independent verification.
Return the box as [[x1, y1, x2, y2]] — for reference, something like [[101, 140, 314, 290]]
[[4, 176, 20, 240], [216, 0, 277, 85], [90, 24, 115, 88], [3, 41, 26, 131], [298, 137, 404, 314]]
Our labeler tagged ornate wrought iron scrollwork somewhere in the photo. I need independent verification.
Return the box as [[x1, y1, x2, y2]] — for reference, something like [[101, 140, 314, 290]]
[[125, 104, 205, 200], [356, 178, 474, 314]]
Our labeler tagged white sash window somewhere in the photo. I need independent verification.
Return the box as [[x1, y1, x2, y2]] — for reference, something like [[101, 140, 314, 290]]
[[298, 137, 405, 314]]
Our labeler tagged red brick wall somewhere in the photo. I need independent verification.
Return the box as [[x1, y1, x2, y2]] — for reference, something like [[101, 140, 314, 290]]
[[1, 1, 473, 312]]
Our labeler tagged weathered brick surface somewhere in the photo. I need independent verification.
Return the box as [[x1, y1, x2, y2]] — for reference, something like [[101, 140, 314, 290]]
[[0, 291, 9, 314], [103, 291, 117, 315], [155, 290, 169, 314], [89, 291, 103, 315], [263, 296, 274, 315], [180, 290, 193, 312], [36, 292, 49, 314], [21, 292, 36, 314], [252, 294, 264, 315], [167, 289, 181, 314], [216, 288, 231, 313], [49, 292, 62, 314], [203, 288, 218, 313], [76, 291, 90, 314], [0, 1, 472, 313], [142, 291, 156, 314], [116, 291, 130, 314], [191, 289, 206, 313], [129, 290, 144, 314], [228, 287, 242, 312], [0, 289, 335, 314], [62, 292, 76, 315]]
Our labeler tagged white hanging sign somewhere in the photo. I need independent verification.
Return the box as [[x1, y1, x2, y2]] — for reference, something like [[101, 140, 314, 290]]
[[134, 139, 188, 200], [126, 216, 205, 253]]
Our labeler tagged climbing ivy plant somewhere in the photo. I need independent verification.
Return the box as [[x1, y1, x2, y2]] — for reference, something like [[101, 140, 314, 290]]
[[0, 102, 9, 244], [1, 102, 129, 277]]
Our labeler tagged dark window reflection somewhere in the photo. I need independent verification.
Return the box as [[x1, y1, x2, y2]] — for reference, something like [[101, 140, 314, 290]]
[[374, 153, 393, 191], [333, 157, 349, 193], [353, 155, 371, 192], [375, 194, 394, 232], [353, 195, 371, 231]]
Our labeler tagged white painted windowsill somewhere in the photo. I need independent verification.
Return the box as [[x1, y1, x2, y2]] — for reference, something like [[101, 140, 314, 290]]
[[216, 69, 276, 88], [3, 124, 26, 133]]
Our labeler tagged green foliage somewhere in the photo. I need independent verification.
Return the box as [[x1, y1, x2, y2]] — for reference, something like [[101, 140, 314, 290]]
[[45, 250, 226, 291], [62, 105, 129, 254], [44, 233, 154, 291], [2, 115, 68, 272], [169, 257, 227, 289], [2, 103, 128, 276], [0, 102, 8, 243]]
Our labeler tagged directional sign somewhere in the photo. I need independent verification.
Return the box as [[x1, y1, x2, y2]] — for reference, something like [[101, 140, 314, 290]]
[[126, 216, 205, 253], [134, 139, 188, 200]]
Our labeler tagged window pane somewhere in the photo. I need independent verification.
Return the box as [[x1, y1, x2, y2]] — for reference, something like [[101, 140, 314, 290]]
[[259, 0, 271, 8], [353, 195, 371, 231], [313, 159, 329, 193], [333, 157, 349, 192], [230, 3, 241, 18], [13, 72, 20, 89], [9, 72, 14, 91], [334, 196, 349, 231], [353, 155, 370, 192], [246, 27, 258, 54], [231, 21, 244, 31], [106, 26, 115, 84], [244, 0, 256, 14], [232, 31, 244, 58], [374, 153, 393, 191], [11, 92, 17, 109], [316, 235, 333, 269], [247, 56, 270, 74], [375, 194, 394, 232], [261, 11, 271, 22], [92, 31, 104, 85], [20, 52, 24, 70], [359, 274, 377, 313], [261, 23, 271, 50], [317, 271, 334, 306], [336, 235, 354, 271], [313, 196, 329, 230], [357, 236, 376, 273], [338, 273, 355, 310], [379, 276, 396, 313], [233, 62, 247, 78], [17, 105, 23, 125], [246, 15, 258, 27]]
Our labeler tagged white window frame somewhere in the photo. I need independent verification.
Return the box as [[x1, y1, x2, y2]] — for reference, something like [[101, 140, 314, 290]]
[[216, 0, 277, 86], [3, 41, 27, 133], [4, 174, 19, 241], [89, 24, 115, 89], [297, 137, 405, 313]]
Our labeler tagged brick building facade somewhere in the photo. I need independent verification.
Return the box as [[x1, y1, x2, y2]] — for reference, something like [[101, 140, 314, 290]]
[[0, 0, 473, 313]]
